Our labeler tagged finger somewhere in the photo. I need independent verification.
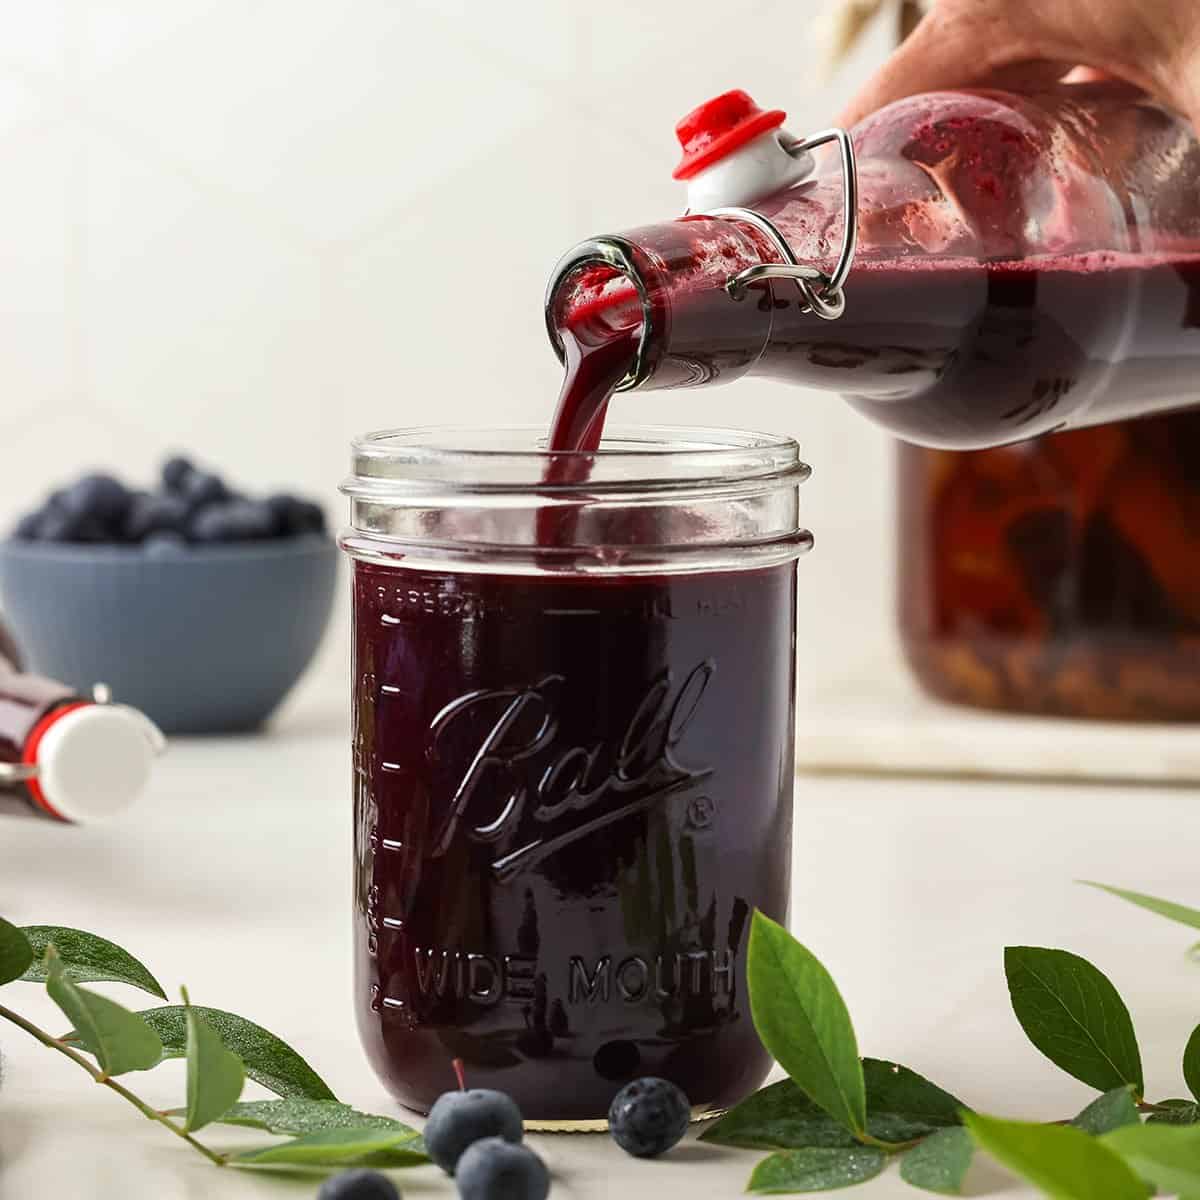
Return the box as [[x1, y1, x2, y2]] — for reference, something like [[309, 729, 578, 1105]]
[[838, 7, 1061, 126], [1061, 66, 1115, 84]]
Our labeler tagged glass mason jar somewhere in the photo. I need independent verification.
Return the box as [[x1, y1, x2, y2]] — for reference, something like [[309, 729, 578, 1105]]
[[897, 409, 1200, 720], [340, 425, 809, 1126]]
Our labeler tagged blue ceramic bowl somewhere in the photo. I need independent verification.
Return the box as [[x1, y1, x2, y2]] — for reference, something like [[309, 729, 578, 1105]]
[[0, 536, 338, 734]]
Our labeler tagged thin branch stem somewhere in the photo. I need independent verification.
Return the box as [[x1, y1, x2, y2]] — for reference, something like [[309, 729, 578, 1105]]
[[0, 1001, 226, 1166], [859, 1131, 923, 1153]]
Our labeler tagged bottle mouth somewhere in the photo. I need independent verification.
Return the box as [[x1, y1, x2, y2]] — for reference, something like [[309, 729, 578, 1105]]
[[544, 236, 655, 393]]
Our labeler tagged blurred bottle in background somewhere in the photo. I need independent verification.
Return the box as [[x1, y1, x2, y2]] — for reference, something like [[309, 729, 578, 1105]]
[[0, 626, 164, 823], [822, 0, 1200, 721]]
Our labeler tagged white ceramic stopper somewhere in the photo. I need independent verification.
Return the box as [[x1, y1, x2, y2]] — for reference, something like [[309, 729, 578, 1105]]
[[34, 704, 165, 823]]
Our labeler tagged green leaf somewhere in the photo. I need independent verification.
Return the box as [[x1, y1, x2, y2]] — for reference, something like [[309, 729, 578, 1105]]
[[173, 1099, 418, 1139], [0, 918, 33, 986], [1081, 882, 1200, 933], [700, 1080, 860, 1151], [1102, 1123, 1200, 1195], [1071, 1087, 1141, 1136], [748, 911, 866, 1137], [1184, 1026, 1200, 1103], [45, 948, 161, 1077], [748, 1147, 887, 1193], [900, 1127, 974, 1195], [1147, 1099, 1200, 1126], [182, 988, 245, 1132], [964, 1112, 1150, 1200], [19, 927, 166, 999], [702, 1065, 966, 1152], [135, 1006, 335, 1101], [862, 1059, 967, 1139], [234, 1127, 429, 1169], [1004, 947, 1143, 1095]]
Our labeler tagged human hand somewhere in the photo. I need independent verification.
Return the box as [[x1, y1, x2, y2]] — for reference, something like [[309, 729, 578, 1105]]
[[840, 0, 1200, 131]]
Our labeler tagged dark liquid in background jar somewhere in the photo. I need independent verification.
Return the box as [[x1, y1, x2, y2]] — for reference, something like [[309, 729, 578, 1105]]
[[899, 409, 1200, 720], [353, 319, 794, 1120]]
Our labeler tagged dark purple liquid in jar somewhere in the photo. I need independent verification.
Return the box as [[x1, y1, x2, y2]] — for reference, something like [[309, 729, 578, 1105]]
[[352, 560, 796, 1121]]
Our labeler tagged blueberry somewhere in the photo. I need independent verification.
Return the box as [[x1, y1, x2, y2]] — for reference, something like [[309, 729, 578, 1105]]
[[143, 531, 187, 557], [35, 507, 106, 543], [69, 515, 109, 543], [424, 1089, 524, 1175], [190, 500, 275, 542], [161, 455, 195, 492], [12, 512, 42, 540], [63, 473, 131, 524], [265, 493, 298, 535], [316, 1169, 400, 1200], [607, 1077, 690, 1158], [455, 1138, 549, 1200], [35, 508, 76, 543], [266, 493, 327, 537], [124, 493, 189, 541], [293, 499, 327, 534], [181, 470, 231, 510]]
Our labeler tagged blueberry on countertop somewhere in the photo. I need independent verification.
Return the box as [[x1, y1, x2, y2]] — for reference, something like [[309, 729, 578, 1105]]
[[315, 1169, 400, 1200], [455, 1138, 549, 1200], [424, 1088, 524, 1175], [607, 1077, 690, 1159]]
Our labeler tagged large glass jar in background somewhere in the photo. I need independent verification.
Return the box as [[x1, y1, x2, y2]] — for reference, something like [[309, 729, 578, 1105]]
[[340, 426, 809, 1125], [897, 409, 1200, 720]]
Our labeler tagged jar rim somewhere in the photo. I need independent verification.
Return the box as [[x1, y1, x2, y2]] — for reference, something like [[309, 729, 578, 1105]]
[[343, 423, 808, 497]]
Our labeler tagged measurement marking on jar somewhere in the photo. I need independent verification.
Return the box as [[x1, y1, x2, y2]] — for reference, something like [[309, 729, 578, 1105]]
[[380, 684, 402, 695], [381, 996, 406, 1010], [380, 837, 404, 852], [382, 917, 406, 931], [380, 761, 402, 773]]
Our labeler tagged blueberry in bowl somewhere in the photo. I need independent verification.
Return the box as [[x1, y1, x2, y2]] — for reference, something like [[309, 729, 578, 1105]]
[[0, 458, 337, 734]]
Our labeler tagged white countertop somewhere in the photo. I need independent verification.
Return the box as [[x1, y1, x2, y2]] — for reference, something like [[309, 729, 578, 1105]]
[[3, 706, 1200, 1199], [796, 652, 1200, 785]]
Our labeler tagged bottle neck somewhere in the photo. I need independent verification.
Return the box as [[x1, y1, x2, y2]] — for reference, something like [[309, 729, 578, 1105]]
[[547, 216, 954, 405]]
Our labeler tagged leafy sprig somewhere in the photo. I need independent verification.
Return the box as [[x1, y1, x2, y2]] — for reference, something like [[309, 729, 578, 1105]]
[[0, 915, 426, 1174], [7, 880, 1200, 1194], [703, 881, 1200, 1195]]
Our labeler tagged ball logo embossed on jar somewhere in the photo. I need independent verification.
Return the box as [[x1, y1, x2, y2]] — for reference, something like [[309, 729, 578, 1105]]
[[425, 662, 716, 882]]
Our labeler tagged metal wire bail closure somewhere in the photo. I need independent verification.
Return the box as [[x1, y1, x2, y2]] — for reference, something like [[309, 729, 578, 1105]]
[[712, 127, 858, 321]]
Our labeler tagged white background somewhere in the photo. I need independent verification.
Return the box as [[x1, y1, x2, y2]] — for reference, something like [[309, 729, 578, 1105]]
[[0, 0, 903, 711]]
